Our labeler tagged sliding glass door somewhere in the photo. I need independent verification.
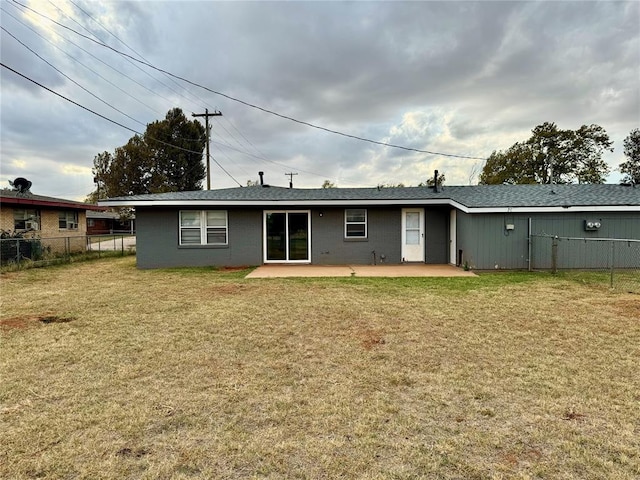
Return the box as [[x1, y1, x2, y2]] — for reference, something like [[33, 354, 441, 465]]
[[264, 211, 310, 263]]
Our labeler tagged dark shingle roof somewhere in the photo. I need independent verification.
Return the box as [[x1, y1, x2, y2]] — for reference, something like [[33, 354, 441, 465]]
[[1, 190, 104, 210], [446, 184, 639, 208], [100, 184, 640, 209]]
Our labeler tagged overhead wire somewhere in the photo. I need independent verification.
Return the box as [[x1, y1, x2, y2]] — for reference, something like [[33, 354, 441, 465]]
[[47, 0, 194, 112], [12, 0, 488, 162], [1, 25, 146, 127], [66, 0, 209, 112], [5, 20, 306, 190], [2, 4, 163, 117], [61, 1, 298, 167], [12, 0, 437, 184], [1, 62, 244, 187], [222, 116, 270, 159], [33, 0, 278, 177], [7, 1, 254, 184]]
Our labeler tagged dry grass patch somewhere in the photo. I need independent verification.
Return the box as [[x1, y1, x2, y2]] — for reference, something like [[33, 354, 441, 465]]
[[1, 257, 639, 479]]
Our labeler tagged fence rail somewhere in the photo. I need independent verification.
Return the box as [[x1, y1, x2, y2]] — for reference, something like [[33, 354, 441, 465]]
[[0, 234, 135, 269], [530, 234, 640, 292]]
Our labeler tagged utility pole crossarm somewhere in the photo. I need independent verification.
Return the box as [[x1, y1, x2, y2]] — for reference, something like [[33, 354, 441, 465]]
[[192, 108, 223, 190], [285, 172, 298, 189]]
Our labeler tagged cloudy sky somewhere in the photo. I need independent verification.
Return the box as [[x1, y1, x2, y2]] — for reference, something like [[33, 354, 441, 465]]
[[1, 1, 639, 200]]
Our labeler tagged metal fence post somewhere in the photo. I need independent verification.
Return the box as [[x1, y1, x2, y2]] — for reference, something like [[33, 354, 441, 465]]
[[16, 238, 21, 268], [551, 236, 558, 274], [610, 241, 615, 289], [527, 219, 532, 272]]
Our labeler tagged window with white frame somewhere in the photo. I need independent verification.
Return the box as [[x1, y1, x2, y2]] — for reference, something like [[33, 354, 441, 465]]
[[14, 209, 41, 231], [345, 208, 367, 238], [179, 210, 228, 245], [58, 211, 79, 230]]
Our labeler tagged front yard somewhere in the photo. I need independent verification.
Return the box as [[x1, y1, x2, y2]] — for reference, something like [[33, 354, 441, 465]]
[[1, 257, 638, 479]]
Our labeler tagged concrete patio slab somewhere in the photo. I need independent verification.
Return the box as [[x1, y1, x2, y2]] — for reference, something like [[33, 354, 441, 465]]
[[245, 264, 476, 278]]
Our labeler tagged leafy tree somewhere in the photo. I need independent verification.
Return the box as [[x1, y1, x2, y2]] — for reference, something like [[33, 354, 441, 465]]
[[480, 122, 613, 185], [620, 128, 640, 184], [419, 173, 446, 187], [145, 108, 206, 192], [321, 180, 336, 188], [377, 183, 406, 188], [89, 108, 206, 200]]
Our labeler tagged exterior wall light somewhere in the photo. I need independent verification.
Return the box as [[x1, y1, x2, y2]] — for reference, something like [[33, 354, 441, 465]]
[[584, 220, 602, 231]]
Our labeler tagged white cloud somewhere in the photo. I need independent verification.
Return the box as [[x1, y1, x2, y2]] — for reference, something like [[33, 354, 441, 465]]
[[1, 1, 638, 196], [11, 159, 27, 170], [60, 164, 91, 176]]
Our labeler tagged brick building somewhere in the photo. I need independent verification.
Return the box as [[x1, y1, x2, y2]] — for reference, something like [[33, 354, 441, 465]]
[[1, 189, 104, 254]]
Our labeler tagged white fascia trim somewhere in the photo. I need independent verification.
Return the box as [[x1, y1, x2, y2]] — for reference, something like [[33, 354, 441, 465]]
[[99, 199, 640, 213], [462, 205, 640, 213], [99, 199, 450, 207], [446, 200, 639, 214]]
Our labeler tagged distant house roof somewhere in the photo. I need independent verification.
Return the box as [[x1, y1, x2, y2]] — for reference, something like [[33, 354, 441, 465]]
[[0, 190, 105, 211], [99, 184, 640, 213], [86, 210, 134, 220]]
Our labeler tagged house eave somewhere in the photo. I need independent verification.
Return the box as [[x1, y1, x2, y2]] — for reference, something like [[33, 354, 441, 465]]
[[2, 196, 105, 211], [98, 198, 639, 213]]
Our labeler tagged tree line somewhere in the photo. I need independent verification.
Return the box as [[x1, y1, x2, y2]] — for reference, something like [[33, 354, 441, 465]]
[[88, 110, 640, 202], [480, 123, 639, 185]]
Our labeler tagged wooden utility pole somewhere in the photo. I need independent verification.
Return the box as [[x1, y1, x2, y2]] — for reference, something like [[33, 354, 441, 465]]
[[285, 172, 298, 189], [192, 109, 222, 190]]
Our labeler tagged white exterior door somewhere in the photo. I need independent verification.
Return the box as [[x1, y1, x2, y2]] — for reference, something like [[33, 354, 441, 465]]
[[402, 208, 424, 262]]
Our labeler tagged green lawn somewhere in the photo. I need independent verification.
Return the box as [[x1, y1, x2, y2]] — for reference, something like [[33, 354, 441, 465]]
[[1, 257, 638, 479]]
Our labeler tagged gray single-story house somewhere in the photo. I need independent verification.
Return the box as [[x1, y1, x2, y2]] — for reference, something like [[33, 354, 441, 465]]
[[99, 183, 640, 270]]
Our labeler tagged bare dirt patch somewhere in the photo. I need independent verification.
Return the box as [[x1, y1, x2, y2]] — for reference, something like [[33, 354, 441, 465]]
[[359, 328, 386, 350], [614, 298, 640, 318], [221, 266, 250, 272], [562, 409, 587, 421], [0, 314, 73, 330], [0, 317, 32, 330], [116, 447, 150, 458], [208, 284, 250, 295]]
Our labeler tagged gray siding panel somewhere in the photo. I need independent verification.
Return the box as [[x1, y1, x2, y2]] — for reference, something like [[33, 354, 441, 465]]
[[136, 205, 455, 268], [311, 208, 401, 264], [136, 207, 262, 269], [136, 205, 638, 270], [425, 208, 449, 264], [529, 212, 640, 270], [457, 211, 640, 270]]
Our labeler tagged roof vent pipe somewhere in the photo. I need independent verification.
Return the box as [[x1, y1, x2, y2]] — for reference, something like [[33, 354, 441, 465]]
[[433, 170, 439, 193], [258, 171, 264, 186]]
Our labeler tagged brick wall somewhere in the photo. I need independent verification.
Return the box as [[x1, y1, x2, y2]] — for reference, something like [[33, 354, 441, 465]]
[[1, 206, 88, 254], [0, 206, 14, 231]]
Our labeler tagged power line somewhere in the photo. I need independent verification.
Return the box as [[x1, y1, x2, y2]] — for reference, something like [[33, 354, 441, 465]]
[[66, 0, 209, 112], [6, 2, 259, 172], [1, 25, 145, 127], [192, 109, 223, 190], [221, 116, 268, 158], [2, 4, 162, 117], [10, 1, 285, 172], [12, 0, 487, 161], [63, 0, 211, 114], [1, 62, 243, 187]]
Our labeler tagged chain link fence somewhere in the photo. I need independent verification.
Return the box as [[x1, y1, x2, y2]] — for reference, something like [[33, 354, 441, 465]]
[[0, 234, 135, 270], [530, 234, 640, 293]]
